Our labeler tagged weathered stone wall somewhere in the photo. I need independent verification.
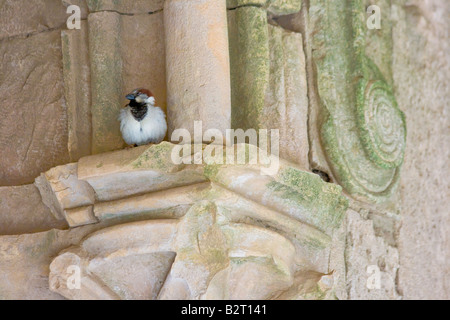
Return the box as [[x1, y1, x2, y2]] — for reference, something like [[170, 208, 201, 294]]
[[0, 0, 448, 300], [392, 0, 449, 300]]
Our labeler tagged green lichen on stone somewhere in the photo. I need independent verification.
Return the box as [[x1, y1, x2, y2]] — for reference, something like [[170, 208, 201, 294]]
[[269, 167, 348, 231], [204, 163, 221, 181], [267, 0, 301, 15], [61, 33, 71, 71], [228, 3, 302, 132], [130, 142, 175, 171], [228, 6, 270, 131], [176, 202, 229, 272], [310, 0, 406, 203], [86, 0, 103, 11], [227, 0, 266, 8], [267, 179, 346, 232], [355, 79, 406, 169]]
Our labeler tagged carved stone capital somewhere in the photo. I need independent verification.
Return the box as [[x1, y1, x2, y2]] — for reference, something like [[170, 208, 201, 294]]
[[45, 142, 348, 299]]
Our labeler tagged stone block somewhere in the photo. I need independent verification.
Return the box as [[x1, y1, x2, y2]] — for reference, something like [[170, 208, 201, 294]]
[[0, 226, 101, 299], [0, 185, 67, 235], [268, 0, 302, 16], [0, 30, 69, 186], [35, 163, 96, 219], [0, 0, 67, 39], [227, 0, 266, 9], [64, 205, 98, 228]]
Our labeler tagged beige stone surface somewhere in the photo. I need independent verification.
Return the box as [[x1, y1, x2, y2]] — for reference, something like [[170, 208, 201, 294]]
[[0, 226, 99, 299], [47, 194, 341, 300], [35, 163, 96, 219], [0, 0, 447, 301], [267, 25, 309, 167], [62, 21, 92, 162], [62, 0, 89, 19], [392, 0, 450, 299], [165, 0, 231, 139], [345, 210, 400, 300], [49, 251, 121, 300], [0, 30, 69, 186], [78, 143, 206, 201], [0, 0, 67, 39], [64, 205, 97, 227], [89, 11, 124, 154], [88, 252, 176, 300], [211, 184, 332, 272], [0, 185, 67, 235], [86, 0, 164, 14], [93, 183, 208, 221]]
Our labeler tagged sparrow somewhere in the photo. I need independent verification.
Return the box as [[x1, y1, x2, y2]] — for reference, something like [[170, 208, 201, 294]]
[[119, 88, 167, 146]]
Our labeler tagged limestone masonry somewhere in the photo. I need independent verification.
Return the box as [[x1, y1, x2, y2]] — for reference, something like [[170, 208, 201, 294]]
[[0, 0, 448, 300]]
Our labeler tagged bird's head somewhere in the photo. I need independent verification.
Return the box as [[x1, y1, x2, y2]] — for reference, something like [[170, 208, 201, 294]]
[[126, 88, 156, 106]]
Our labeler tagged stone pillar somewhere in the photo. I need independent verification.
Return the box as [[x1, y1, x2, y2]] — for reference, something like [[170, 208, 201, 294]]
[[164, 0, 231, 141], [62, 21, 92, 162], [227, 3, 309, 168], [89, 11, 124, 154]]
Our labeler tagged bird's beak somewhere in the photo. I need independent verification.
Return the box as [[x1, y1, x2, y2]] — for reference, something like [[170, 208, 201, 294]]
[[126, 94, 135, 100]]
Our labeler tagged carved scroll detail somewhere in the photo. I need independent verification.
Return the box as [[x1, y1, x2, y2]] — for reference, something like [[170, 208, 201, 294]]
[[310, 0, 406, 203]]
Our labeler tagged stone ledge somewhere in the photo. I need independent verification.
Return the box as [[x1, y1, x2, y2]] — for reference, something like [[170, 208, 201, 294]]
[[26, 140, 350, 300], [34, 142, 348, 245]]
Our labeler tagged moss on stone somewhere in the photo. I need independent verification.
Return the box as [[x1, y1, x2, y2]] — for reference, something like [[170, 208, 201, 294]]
[[228, 6, 269, 131], [131, 142, 175, 171], [267, 167, 348, 231], [310, 0, 406, 203], [204, 164, 221, 181]]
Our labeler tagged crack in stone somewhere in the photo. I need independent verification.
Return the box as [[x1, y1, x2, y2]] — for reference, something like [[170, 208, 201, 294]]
[[0, 25, 65, 43], [92, 8, 163, 16], [227, 4, 264, 11]]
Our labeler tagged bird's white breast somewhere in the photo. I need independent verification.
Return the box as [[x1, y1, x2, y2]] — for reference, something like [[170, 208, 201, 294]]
[[119, 106, 167, 146]]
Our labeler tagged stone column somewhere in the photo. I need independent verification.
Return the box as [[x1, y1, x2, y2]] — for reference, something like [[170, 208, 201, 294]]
[[227, 2, 309, 168], [89, 11, 124, 154], [164, 0, 231, 141]]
